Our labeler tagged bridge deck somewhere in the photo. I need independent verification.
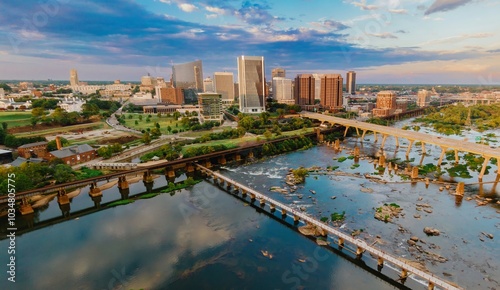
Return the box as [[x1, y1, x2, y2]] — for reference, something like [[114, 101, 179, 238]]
[[303, 112, 500, 159], [198, 164, 463, 290]]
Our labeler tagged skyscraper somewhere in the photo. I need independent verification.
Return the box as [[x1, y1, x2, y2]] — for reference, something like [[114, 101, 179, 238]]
[[214, 72, 235, 107], [294, 74, 315, 106], [172, 60, 203, 103], [320, 74, 343, 111], [346, 71, 356, 95], [272, 77, 294, 105], [237, 55, 265, 113], [70, 69, 79, 86], [272, 68, 285, 78]]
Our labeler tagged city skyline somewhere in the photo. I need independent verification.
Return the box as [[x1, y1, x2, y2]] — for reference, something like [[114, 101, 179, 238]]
[[0, 0, 499, 84]]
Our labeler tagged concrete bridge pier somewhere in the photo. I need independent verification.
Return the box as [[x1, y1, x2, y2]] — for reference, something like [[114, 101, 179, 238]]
[[456, 182, 465, 195], [454, 149, 459, 164], [405, 140, 414, 158], [378, 154, 386, 167], [338, 237, 344, 248], [356, 246, 364, 258], [411, 167, 419, 180], [355, 127, 360, 137], [427, 282, 435, 290], [395, 136, 399, 148], [437, 147, 448, 166], [143, 171, 154, 183], [334, 139, 341, 150], [235, 154, 241, 162], [19, 197, 34, 215], [248, 151, 254, 159], [218, 156, 227, 165], [118, 176, 129, 190], [377, 257, 384, 271], [57, 189, 70, 206], [361, 130, 367, 141], [166, 168, 176, 178], [281, 209, 287, 218], [380, 134, 388, 149], [400, 269, 409, 281], [241, 189, 247, 197], [260, 198, 265, 207], [478, 157, 491, 181], [270, 204, 275, 212], [373, 132, 378, 143], [186, 164, 195, 173], [89, 182, 103, 208], [119, 187, 130, 200], [421, 142, 427, 155], [343, 126, 350, 137], [293, 215, 300, 224], [419, 153, 426, 166], [354, 146, 360, 157]]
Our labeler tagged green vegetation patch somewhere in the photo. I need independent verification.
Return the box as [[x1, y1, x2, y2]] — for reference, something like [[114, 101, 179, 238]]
[[337, 156, 347, 163], [108, 199, 135, 207], [331, 211, 346, 222]]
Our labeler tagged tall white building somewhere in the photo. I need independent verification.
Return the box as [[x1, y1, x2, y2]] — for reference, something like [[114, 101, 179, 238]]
[[203, 77, 214, 92], [237, 55, 265, 113], [417, 89, 431, 107], [214, 72, 235, 107], [0, 88, 4, 99], [272, 77, 294, 105]]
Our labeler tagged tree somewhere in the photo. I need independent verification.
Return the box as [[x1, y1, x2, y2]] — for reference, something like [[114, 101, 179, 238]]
[[31, 107, 46, 118], [166, 125, 172, 133], [97, 147, 112, 158], [259, 111, 270, 125], [138, 115, 143, 121], [135, 120, 139, 125], [142, 132, 151, 145], [81, 103, 100, 119], [263, 130, 273, 140], [173, 111, 181, 120], [53, 164, 74, 183], [277, 108, 285, 119], [157, 112, 162, 118], [47, 137, 69, 151]]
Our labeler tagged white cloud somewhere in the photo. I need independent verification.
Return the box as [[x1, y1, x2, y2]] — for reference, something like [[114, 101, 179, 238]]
[[367, 32, 398, 39], [351, 0, 379, 10], [421, 33, 493, 46], [178, 3, 198, 13], [389, 9, 408, 14], [206, 14, 218, 19], [205, 6, 226, 15]]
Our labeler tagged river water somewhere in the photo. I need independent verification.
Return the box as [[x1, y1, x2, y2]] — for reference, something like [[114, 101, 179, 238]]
[[0, 120, 499, 290]]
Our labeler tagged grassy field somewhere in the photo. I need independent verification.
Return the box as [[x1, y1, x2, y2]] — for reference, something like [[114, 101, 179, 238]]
[[122, 113, 189, 134], [15, 122, 109, 137], [0, 111, 32, 128]]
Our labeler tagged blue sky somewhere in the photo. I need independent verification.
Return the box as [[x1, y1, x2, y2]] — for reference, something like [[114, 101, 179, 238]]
[[0, 0, 498, 84]]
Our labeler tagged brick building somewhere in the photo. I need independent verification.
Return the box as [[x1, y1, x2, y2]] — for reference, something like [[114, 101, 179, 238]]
[[48, 144, 97, 165], [17, 141, 48, 159], [373, 91, 397, 117]]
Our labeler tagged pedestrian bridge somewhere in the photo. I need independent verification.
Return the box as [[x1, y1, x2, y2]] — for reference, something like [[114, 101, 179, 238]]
[[197, 164, 463, 290]]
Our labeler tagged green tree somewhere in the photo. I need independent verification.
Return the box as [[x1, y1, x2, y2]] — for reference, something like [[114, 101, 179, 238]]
[[135, 120, 139, 125], [31, 107, 46, 118], [138, 115, 143, 121], [47, 137, 69, 151], [263, 130, 273, 140], [81, 103, 100, 119], [53, 164, 74, 183], [166, 125, 172, 133], [142, 132, 151, 145], [173, 111, 181, 119]]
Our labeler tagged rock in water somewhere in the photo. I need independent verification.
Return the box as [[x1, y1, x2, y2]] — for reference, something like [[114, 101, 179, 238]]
[[423, 227, 440, 236]]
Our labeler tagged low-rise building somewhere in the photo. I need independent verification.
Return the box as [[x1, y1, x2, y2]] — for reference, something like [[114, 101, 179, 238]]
[[48, 144, 97, 165], [17, 141, 48, 159], [58, 97, 86, 112]]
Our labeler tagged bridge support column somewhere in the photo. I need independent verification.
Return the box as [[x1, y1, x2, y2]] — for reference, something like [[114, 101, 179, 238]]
[[241, 189, 247, 197], [19, 197, 34, 215], [218, 156, 227, 165], [293, 215, 300, 222], [57, 189, 70, 206], [456, 182, 465, 196], [235, 154, 241, 162], [89, 182, 103, 207], [378, 155, 386, 167], [187, 164, 195, 173], [427, 282, 435, 290], [334, 139, 340, 150], [250, 193, 256, 201], [437, 147, 447, 166], [478, 157, 491, 181], [354, 146, 360, 157], [373, 132, 378, 143], [260, 198, 265, 207], [406, 140, 414, 158], [400, 269, 409, 279], [395, 136, 399, 148], [380, 134, 388, 149], [454, 149, 459, 163], [281, 209, 286, 217], [421, 142, 426, 155], [355, 127, 360, 137], [411, 167, 419, 179], [338, 237, 344, 248], [205, 160, 212, 168], [118, 176, 129, 190], [356, 246, 364, 258], [248, 151, 254, 159], [343, 126, 350, 137], [377, 257, 384, 267], [361, 130, 367, 141], [270, 204, 275, 212]]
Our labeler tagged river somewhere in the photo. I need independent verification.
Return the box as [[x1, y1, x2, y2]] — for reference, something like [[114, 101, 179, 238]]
[[0, 120, 499, 289]]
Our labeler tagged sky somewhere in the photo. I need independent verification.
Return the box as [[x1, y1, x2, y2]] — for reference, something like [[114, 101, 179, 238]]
[[0, 0, 499, 84]]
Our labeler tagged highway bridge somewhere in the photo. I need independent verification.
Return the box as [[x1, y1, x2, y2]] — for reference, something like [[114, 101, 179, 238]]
[[302, 112, 500, 181]]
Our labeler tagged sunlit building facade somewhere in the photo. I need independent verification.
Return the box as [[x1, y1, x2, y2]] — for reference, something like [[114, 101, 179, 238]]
[[237, 56, 265, 113]]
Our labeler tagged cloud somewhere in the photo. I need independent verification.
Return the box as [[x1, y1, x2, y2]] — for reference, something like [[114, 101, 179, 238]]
[[178, 3, 198, 12], [234, 1, 279, 26], [311, 19, 349, 32], [205, 5, 226, 15], [395, 30, 408, 34], [425, 0, 473, 15], [421, 33, 493, 46], [388, 9, 408, 14], [367, 32, 398, 39], [350, 0, 379, 11]]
